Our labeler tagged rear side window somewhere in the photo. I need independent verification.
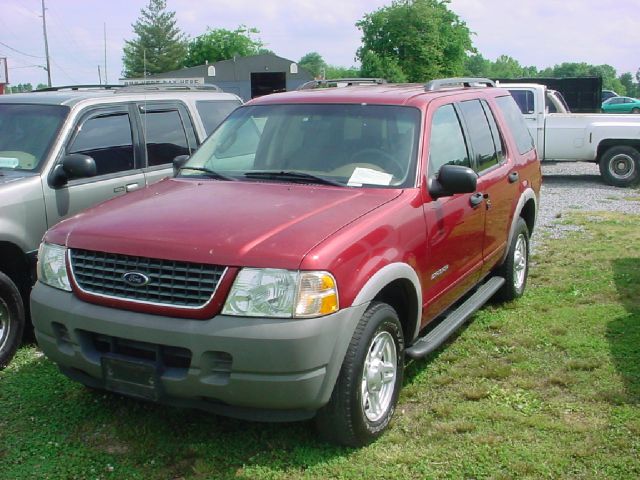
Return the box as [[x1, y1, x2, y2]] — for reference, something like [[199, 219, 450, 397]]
[[458, 100, 499, 172], [496, 96, 535, 155], [196, 100, 241, 134], [428, 104, 470, 177], [141, 110, 190, 167], [69, 113, 134, 175], [508, 89, 535, 114]]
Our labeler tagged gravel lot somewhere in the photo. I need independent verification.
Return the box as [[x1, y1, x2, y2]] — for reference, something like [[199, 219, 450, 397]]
[[534, 161, 639, 248]]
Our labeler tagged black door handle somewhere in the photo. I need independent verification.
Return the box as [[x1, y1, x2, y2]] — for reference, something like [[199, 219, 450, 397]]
[[469, 192, 484, 208], [508, 171, 519, 183]]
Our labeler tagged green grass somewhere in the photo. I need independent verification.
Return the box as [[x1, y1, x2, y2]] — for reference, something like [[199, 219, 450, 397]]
[[1, 211, 639, 479]]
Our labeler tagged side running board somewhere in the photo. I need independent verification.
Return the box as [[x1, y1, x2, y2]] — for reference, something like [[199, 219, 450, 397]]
[[405, 276, 506, 359]]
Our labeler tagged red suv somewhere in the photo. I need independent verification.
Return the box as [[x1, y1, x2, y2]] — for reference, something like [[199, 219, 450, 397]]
[[32, 78, 541, 446]]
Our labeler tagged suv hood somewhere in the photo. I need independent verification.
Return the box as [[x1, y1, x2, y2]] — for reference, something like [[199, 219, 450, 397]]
[[48, 178, 402, 269]]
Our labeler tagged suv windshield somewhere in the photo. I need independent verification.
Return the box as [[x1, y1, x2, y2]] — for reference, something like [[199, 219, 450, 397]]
[[0, 104, 69, 171], [182, 104, 421, 188]]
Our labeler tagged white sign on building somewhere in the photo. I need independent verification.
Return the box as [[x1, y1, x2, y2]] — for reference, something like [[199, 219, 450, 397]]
[[121, 77, 205, 86], [0, 58, 8, 84]]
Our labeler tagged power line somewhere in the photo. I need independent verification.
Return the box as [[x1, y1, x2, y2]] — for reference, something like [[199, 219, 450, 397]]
[[0, 40, 43, 59]]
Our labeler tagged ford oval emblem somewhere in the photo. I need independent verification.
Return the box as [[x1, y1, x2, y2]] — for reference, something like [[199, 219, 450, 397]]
[[122, 272, 150, 287]]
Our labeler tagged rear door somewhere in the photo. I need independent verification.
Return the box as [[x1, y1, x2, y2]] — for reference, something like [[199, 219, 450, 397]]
[[135, 102, 198, 185], [422, 102, 485, 319], [457, 99, 516, 276], [43, 104, 146, 226]]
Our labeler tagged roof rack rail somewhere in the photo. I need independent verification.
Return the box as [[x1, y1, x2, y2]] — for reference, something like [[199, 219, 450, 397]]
[[35, 84, 123, 92], [424, 77, 495, 91], [297, 78, 387, 90], [115, 83, 222, 93]]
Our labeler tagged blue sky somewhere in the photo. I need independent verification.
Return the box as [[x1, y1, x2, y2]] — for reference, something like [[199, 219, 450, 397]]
[[1, 0, 638, 86]]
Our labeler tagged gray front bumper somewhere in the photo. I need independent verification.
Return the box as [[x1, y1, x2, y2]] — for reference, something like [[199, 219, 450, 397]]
[[31, 282, 366, 421]]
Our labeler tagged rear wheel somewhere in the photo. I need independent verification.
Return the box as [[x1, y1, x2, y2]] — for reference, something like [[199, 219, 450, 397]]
[[599, 146, 640, 187], [0, 272, 25, 369], [495, 218, 530, 302], [315, 302, 404, 447]]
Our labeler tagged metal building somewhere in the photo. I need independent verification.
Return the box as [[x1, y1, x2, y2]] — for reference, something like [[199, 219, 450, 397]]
[[123, 54, 313, 101]]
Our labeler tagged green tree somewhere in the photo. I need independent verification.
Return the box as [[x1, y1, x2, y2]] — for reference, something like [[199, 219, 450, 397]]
[[618, 72, 635, 97], [356, 0, 473, 82], [299, 52, 327, 78], [122, 0, 187, 78], [359, 50, 407, 82], [184, 26, 264, 67], [325, 65, 361, 79], [490, 55, 524, 78], [464, 53, 491, 77]]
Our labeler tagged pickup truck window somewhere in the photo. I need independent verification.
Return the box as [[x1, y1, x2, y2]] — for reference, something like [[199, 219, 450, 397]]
[[69, 113, 135, 175], [141, 110, 190, 167], [428, 104, 470, 177], [509, 89, 535, 115], [196, 100, 242, 134], [458, 100, 499, 172], [496, 96, 535, 155], [0, 104, 68, 171]]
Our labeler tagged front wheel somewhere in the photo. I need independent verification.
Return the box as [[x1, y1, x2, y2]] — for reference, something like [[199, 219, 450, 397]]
[[599, 146, 640, 187], [0, 272, 26, 369], [315, 302, 404, 447], [495, 218, 530, 302]]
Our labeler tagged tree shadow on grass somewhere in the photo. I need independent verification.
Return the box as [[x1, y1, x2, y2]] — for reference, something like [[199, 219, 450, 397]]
[[608, 258, 640, 403]]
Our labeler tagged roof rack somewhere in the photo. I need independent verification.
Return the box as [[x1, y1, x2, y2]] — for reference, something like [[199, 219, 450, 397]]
[[115, 83, 222, 93], [35, 84, 123, 92], [424, 77, 495, 92], [297, 78, 387, 90]]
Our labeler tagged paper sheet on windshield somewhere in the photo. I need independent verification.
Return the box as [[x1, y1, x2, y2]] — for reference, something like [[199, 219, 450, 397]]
[[347, 167, 393, 187], [0, 157, 19, 168]]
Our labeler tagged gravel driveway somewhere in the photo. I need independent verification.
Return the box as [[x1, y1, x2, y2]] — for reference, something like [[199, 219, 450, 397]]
[[533, 161, 639, 248]]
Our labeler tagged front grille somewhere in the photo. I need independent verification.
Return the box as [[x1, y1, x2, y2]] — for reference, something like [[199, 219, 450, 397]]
[[70, 249, 225, 307]]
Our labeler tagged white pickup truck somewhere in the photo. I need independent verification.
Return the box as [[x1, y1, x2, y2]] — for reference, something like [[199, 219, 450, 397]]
[[504, 83, 640, 187]]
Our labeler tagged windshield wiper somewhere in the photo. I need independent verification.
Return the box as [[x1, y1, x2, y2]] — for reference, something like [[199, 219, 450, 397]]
[[243, 171, 343, 186], [179, 166, 235, 181]]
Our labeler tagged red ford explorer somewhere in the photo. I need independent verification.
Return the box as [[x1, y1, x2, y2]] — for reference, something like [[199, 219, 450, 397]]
[[32, 78, 541, 446]]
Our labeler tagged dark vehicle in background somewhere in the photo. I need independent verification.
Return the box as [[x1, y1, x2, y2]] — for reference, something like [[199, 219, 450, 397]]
[[601, 89, 619, 103], [0, 84, 241, 368], [32, 78, 541, 446]]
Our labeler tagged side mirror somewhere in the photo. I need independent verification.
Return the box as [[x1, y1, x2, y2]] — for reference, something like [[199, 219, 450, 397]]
[[173, 155, 189, 176], [50, 154, 97, 187], [428, 164, 477, 199]]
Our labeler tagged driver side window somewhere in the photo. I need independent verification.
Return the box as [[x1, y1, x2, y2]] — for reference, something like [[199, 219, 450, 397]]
[[69, 113, 135, 176], [428, 104, 470, 178]]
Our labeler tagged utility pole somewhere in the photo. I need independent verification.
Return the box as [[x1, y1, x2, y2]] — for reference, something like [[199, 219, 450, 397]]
[[41, 0, 52, 87], [103, 23, 108, 84]]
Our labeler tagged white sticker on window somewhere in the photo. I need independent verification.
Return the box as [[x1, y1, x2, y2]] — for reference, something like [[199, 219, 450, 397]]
[[347, 167, 393, 187], [0, 157, 19, 168]]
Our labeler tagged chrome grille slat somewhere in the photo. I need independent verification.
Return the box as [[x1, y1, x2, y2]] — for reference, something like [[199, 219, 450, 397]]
[[70, 249, 224, 308]]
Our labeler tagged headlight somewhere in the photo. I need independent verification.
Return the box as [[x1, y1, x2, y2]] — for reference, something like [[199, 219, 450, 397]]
[[222, 268, 338, 318], [37, 243, 71, 291]]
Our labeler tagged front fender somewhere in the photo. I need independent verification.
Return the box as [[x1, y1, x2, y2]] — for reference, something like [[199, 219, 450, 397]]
[[352, 262, 422, 342]]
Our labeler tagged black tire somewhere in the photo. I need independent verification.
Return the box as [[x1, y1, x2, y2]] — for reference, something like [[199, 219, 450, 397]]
[[495, 218, 530, 302], [631, 108, 640, 114], [315, 302, 404, 447], [0, 272, 26, 369], [598, 146, 640, 187]]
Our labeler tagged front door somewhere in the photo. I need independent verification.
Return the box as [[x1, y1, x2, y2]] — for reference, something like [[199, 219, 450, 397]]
[[422, 103, 485, 321], [43, 105, 146, 227]]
